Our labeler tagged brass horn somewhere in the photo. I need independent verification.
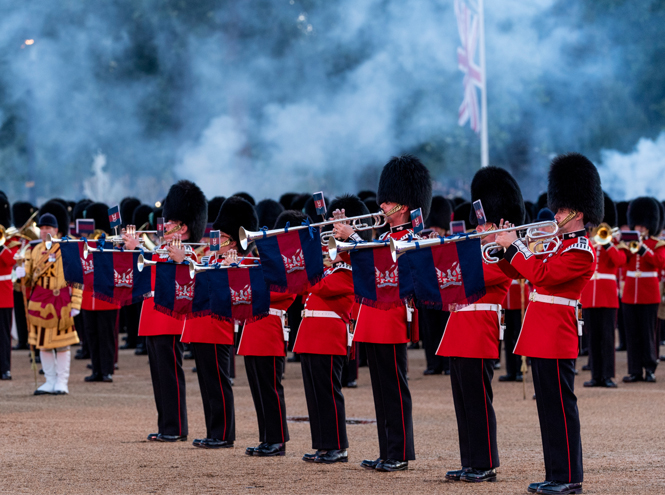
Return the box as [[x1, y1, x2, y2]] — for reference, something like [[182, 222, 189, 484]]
[[590, 223, 619, 246]]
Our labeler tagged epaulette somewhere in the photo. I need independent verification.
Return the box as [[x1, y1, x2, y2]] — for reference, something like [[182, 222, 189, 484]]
[[652, 237, 665, 249], [561, 237, 594, 257], [7, 240, 21, 249], [325, 262, 352, 277]]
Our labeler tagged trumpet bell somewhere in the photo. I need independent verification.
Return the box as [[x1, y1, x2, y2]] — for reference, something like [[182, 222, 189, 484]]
[[629, 240, 642, 254], [45, 233, 54, 250], [137, 254, 157, 272]]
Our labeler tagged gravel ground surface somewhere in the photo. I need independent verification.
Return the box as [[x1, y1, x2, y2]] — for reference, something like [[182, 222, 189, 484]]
[[1, 345, 664, 494]]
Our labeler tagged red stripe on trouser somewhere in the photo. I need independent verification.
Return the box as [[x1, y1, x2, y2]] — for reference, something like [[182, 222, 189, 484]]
[[481, 359, 492, 467], [274, 357, 285, 443], [214, 345, 227, 439], [557, 359, 571, 483], [173, 336, 182, 436], [393, 345, 407, 460], [331, 356, 341, 449]]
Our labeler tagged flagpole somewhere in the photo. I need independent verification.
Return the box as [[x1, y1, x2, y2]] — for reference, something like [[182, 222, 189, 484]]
[[478, 0, 489, 168]]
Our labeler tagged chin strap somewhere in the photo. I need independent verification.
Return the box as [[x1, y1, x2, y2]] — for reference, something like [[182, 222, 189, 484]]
[[557, 210, 578, 230]]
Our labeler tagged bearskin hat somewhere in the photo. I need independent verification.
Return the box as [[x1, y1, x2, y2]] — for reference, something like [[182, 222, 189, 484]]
[[536, 193, 548, 214], [469, 167, 525, 227], [290, 194, 309, 212], [232, 192, 255, 206], [132, 204, 154, 230], [256, 199, 284, 230], [274, 210, 309, 230], [72, 199, 93, 221], [616, 201, 628, 227], [213, 197, 258, 254], [163, 180, 208, 243], [602, 192, 618, 227], [325, 194, 372, 242], [547, 153, 604, 226], [38, 200, 69, 236], [363, 196, 380, 214], [304, 195, 326, 222], [12, 201, 36, 228], [657, 200, 665, 234], [279, 193, 299, 210], [453, 202, 471, 223], [628, 197, 660, 236], [207, 196, 226, 226], [0, 192, 10, 228], [357, 190, 376, 202], [452, 197, 466, 207], [84, 202, 111, 234], [120, 197, 141, 228], [426, 196, 452, 231], [377, 155, 432, 220]]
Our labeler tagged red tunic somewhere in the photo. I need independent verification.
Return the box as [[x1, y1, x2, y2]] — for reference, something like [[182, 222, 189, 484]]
[[81, 290, 120, 311], [237, 292, 296, 356], [503, 279, 531, 311], [293, 263, 353, 356], [500, 231, 595, 359], [437, 261, 511, 359], [0, 244, 19, 308], [353, 227, 416, 345], [620, 237, 665, 305], [580, 241, 626, 309], [138, 249, 198, 337]]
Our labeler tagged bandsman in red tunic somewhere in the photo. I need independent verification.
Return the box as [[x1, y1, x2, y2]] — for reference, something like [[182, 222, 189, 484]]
[[352, 155, 432, 472], [0, 192, 21, 380], [496, 153, 604, 495], [439, 167, 524, 483], [295, 195, 369, 464], [125, 180, 207, 443], [240, 210, 299, 458], [581, 193, 626, 388], [619, 197, 665, 383]]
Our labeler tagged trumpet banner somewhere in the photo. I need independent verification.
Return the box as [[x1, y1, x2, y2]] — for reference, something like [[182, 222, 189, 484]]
[[404, 237, 485, 310], [153, 262, 206, 320]]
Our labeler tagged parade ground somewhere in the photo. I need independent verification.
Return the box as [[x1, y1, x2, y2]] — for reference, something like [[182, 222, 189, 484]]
[[1, 347, 663, 494]]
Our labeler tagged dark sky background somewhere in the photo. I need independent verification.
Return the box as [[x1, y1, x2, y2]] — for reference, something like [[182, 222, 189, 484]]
[[0, 0, 664, 206]]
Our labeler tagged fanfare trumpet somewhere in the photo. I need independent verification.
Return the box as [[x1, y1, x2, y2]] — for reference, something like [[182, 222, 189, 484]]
[[239, 212, 387, 250], [189, 258, 259, 278], [137, 254, 197, 277], [389, 220, 560, 263], [590, 223, 620, 246], [327, 237, 390, 260]]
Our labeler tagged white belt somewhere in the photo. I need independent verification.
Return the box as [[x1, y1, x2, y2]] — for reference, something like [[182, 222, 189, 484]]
[[511, 279, 521, 285], [147, 291, 155, 298], [626, 271, 658, 278], [451, 303, 504, 340], [270, 308, 286, 317], [270, 308, 289, 341], [0, 275, 11, 281], [590, 273, 617, 281], [529, 292, 583, 336], [302, 309, 341, 319]]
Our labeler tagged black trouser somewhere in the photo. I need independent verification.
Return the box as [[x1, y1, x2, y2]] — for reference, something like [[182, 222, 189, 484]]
[[74, 312, 86, 353], [301, 353, 348, 451], [147, 335, 188, 437], [123, 302, 142, 348], [0, 308, 12, 374], [286, 297, 304, 352], [504, 309, 523, 377], [583, 308, 616, 380], [420, 308, 449, 373], [83, 309, 118, 376], [450, 357, 499, 469], [365, 342, 415, 461], [192, 343, 235, 441], [623, 303, 659, 375], [617, 302, 626, 349], [13, 291, 28, 348], [531, 358, 583, 484], [342, 343, 358, 385], [244, 355, 289, 444]]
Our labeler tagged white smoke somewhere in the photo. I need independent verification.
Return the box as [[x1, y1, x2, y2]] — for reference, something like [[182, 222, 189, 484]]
[[599, 132, 665, 200]]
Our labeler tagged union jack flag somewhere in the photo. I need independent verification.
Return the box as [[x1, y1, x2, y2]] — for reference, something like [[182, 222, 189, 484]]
[[455, 0, 482, 133]]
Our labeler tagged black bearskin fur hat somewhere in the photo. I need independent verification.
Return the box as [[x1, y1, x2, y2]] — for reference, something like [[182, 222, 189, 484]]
[[163, 180, 208, 243], [616, 201, 629, 227], [377, 155, 432, 220], [426, 196, 452, 231], [0, 192, 10, 228], [657, 200, 665, 234], [213, 196, 258, 254], [452, 197, 466, 207], [72, 200, 94, 221], [132, 204, 154, 230], [547, 153, 603, 226], [274, 210, 309, 230], [326, 194, 372, 242], [120, 197, 141, 228], [469, 167, 526, 227], [291, 194, 309, 213], [453, 202, 472, 223], [363, 197, 380, 214], [628, 197, 660, 236], [536, 192, 548, 213], [84, 202, 111, 234], [602, 192, 618, 227], [279, 193, 299, 210], [39, 200, 69, 237], [256, 199, 284, 230], [357, 190, 376, 202], [207, 196, 226, 226], [232, 192, 255, 206], [12, 201, 36, 228]]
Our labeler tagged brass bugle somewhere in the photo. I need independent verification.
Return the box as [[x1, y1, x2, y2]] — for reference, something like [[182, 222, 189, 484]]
[[629, 240, 642, 254], [327, 236, 389, 260], [240, 212, 387, 250], [591, 223, 620, 246]]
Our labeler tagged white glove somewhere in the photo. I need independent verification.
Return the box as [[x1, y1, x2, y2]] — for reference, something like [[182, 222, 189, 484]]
[[70, 309, 80, 317], [15, 266, 26, 278]]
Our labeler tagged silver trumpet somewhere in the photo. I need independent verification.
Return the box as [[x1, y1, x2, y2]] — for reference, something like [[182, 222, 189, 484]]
[[327, 236, 390, 260], [44, 234, 87, 250], [137, 253, 195, 274], [82, 243, 144, 259], [389, 220, 560, 263], [240, 212, 387, 250]]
